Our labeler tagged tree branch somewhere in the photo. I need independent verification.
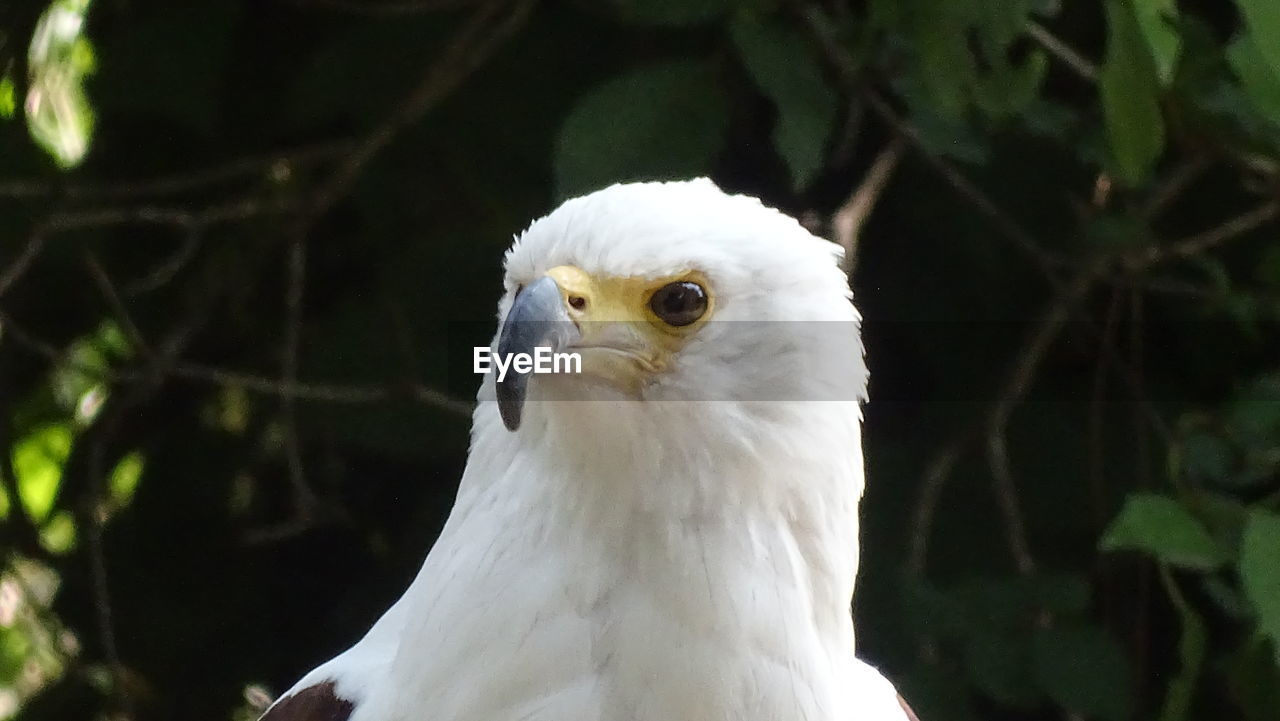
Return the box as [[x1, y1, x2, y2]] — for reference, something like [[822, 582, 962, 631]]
[[282, 0, 471, 14], [833, 136, 905, 275], [1139, 200, 1280, 264], [0, 142, 350, 201], [1024, 21, 1098, 82], [299, 0, 536, 227]]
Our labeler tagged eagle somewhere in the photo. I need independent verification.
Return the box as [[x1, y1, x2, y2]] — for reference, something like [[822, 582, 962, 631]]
[[260, 179, 919, 721]]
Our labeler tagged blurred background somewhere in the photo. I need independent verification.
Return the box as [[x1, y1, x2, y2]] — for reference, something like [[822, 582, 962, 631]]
[[1, 0, 1279, 719]]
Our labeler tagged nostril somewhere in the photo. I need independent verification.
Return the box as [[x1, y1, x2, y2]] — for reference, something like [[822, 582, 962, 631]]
[[568, 295, 587, 311]]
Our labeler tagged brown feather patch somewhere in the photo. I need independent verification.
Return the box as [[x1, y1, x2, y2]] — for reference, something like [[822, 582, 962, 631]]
[[897, 693, 921, 721], [260, 681, 354, 721]]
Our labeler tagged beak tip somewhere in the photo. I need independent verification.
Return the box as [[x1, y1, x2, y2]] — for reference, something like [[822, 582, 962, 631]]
[[499, 402, 522, 431], [495, 381, 524, 431]]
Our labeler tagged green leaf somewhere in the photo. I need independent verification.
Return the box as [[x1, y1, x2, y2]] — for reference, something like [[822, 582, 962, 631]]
[[109, 451, 145, 509], [730, 11, 836, 190], [1032, 625, 1133, 721], [0, 72, 15, 119], [40, 510, 77, 553], [554, 59, 729, 199], [1099, 0, 1165, 185], [25, 0, 97, 167], [974, 0, 1034, 53], [1133, 0, 1180, 85], [910, 7, 977, 120], [12, 424, 73, 523], [1229, 34, 1280, 119], [1238, 0, 1280, 81], [610, 0, 737, 26], [1157, 566, 1207, 721], [1241, 509, 1280, 667], [1100, 493, 1227, 570]]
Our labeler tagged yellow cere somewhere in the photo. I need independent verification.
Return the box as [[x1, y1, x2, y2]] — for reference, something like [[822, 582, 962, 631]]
[[545, 265, 714, 339]]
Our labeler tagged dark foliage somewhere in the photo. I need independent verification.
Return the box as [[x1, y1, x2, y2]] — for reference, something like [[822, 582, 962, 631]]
[[1, 0, 1279, 720]]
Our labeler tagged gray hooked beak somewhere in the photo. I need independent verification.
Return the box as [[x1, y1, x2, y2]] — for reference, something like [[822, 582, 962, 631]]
[[495, 275, 580, 431]]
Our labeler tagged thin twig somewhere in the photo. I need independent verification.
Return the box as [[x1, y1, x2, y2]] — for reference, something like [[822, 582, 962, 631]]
[[833, 136, 906, 275], [911, 261, 1109, 575], [0, 232, 47, 300], [279, 236, 317, 519], [862, 91, 1068, 283], [170, 362, 471, 413], [0, 142, 350, 200], [234, 0, 534, 541], [124, 229, 204, 296], [83, 441, 133, 718], [82, 251, 153, 359], [0, 197, 288, 299], [44, 196, 290, 233], [986, 431, 1037, 575], [908, 439, 966, 576], [1141, 155, 1211, 220], [791, 3, 1070, 283], [1089, 286, 1124, 536], [983, 262, 1108, 574], [0, 308, 469, 413], [301, 0, 536, 225], [283, 0, 470, 14], [1141, 200, 1280, 263], [1024, 21, 1098, 81]]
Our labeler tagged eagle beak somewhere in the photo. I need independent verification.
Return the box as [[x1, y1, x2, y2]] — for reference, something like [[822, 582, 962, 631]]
[[494, 276, 580, 431]]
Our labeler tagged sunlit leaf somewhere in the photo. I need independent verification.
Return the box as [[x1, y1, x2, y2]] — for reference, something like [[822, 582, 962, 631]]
[[52, 320, 128, 423], [1240, 509, 1280, 667], [0, 560, 70, 708], [0, 72, 15, 119], [12, 424, 73, 523], [730, 10, 836, 190], [554, 59, 729, 199], [25, 0, 97, 168], [1100, 493, 1227, 570], [1099, 0, 1165, 185]]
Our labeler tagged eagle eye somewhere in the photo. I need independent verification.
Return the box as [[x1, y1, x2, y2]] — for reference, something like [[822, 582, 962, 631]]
[[649, 281, 708, 327]]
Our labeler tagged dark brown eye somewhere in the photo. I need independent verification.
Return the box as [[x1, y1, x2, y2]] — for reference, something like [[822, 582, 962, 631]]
[[649, 281, 708, 327]]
